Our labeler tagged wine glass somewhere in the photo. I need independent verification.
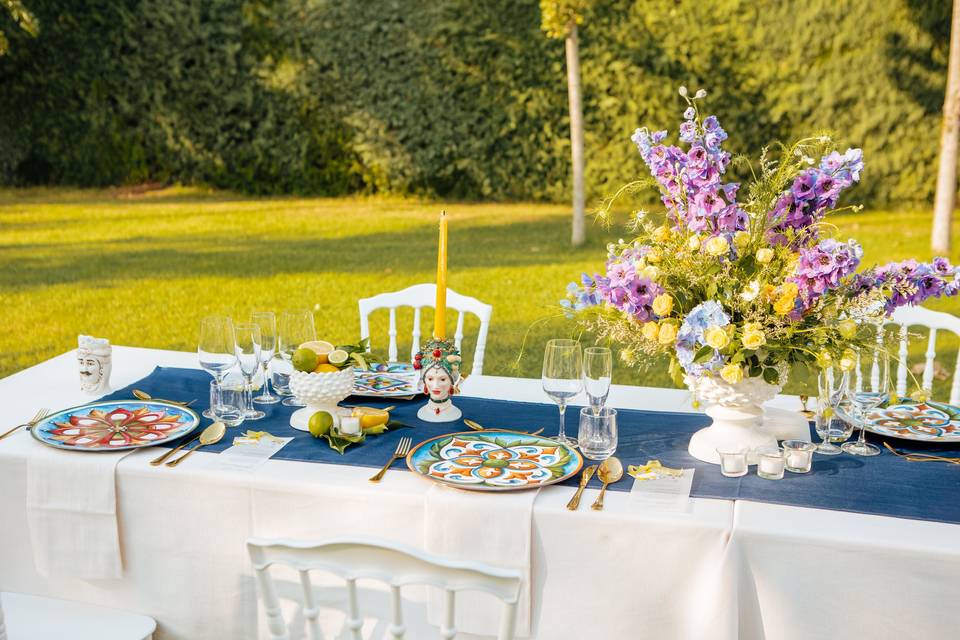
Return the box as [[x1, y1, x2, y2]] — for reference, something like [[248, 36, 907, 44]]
[[278, 309, 317, 407], [842, 349, 888, 456], [814, 368, 843, 455], [235, 323, 264, 420], [583, 346, 612, 415], [542, 339, 583, 447], [198, 316, 237, 419], [251, 311, 280, 405]]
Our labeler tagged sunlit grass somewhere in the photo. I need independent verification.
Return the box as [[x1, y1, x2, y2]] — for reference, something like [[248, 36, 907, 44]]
[[3, 187, 960, 398]]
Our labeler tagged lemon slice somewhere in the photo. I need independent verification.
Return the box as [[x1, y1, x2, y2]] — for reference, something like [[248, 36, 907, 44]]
[[299, 340, 335, 355], [352, 407, 390, 429], [327, 349, 350, 366]]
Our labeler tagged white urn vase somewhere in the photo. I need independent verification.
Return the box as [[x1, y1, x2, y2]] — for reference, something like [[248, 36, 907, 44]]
[[686, 370, 785, 465], [288, 369, 355, 432]]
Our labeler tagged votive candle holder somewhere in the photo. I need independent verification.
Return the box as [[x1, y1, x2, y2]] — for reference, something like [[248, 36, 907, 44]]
[[717, 447, 748, 478], [783, 440, 817, 473], [756, 447, 785, 480]]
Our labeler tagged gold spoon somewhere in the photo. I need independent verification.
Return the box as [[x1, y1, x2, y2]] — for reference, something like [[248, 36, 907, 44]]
[[463, 419, 544, 436], [165, 422, 226, 467], [591, 457, 623, 511], [133, 389, 195, 407]]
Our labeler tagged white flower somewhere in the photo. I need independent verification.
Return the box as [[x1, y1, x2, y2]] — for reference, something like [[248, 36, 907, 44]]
[[740, 280, 761, 302], [695, 89, 707, 99], [679, 86, 688, 97]]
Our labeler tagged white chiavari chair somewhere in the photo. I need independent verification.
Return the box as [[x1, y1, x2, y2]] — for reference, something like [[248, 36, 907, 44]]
[[247, 536, 522, 640], [358, 284, 492, 375], [0, 592, 155, 639]]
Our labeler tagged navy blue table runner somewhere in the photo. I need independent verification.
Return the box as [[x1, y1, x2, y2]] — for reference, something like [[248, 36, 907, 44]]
[[100, 367, 960, 525]]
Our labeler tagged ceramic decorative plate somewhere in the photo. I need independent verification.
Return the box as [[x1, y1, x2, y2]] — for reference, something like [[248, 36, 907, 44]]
[[353, 362, 419, 398], [406, 431, 583, 492], [31, 400, 200, 451], [864, 401, 960, 442]]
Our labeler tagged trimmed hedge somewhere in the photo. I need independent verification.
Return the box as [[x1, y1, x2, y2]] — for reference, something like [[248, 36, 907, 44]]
[[0, 0, 950, 205]]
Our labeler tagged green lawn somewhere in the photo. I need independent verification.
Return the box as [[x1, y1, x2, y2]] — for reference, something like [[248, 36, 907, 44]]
[[3, 187, 960, 397]]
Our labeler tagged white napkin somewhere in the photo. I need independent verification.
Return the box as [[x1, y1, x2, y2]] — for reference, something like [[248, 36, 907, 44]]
[[26, 444, 133, 579], [424, 484, 538, 637]]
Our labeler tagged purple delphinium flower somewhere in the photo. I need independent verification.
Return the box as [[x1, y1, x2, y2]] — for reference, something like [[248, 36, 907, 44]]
[[848, 257, 960, 314], [767, 148, 864, 244], [788, 239, 863, 310], [631, 109, 743, 242]]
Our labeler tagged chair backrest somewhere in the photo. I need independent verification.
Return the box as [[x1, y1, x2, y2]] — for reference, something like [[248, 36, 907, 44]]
[[864, 306, 960, 403], [247, 536, 522, 640], [358, 284, 493, 375]]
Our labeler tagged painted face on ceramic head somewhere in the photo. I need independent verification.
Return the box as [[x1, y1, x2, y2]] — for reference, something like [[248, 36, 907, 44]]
[[423, 367, 454, 402], [77, 352, 104, 392]]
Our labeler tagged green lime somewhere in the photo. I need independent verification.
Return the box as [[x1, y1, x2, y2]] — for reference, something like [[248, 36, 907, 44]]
[[327, 349, 350, 367], [292, 347, 319, 373], [308, 411, 334, 438]]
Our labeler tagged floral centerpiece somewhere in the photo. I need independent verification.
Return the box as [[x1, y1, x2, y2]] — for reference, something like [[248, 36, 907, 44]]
[[564, 87, 960, 463]]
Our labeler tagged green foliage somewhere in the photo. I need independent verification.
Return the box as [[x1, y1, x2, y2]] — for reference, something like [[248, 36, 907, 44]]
[[540, 0, 591, 39], [0, 0, 951, 206], [0, 0, 38, 56]]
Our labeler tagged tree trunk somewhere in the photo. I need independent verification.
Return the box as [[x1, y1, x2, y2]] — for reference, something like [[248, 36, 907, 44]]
[[932, 0, 960, 254], [565, 22, 586, 247]]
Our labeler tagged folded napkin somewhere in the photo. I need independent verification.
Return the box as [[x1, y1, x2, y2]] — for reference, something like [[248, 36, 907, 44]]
[[26, 444, 133, 579], [424, 485, 538, 637]]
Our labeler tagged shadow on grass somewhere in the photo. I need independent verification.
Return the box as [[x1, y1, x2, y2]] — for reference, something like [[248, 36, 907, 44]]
[[0, 217, 610, 291]]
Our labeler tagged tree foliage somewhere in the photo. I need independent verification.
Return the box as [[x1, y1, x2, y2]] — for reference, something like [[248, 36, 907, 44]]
[[0, 0, 951, 207], [0, 0, 38, 56]]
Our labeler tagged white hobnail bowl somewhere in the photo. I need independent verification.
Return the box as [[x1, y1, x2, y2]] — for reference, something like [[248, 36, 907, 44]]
[[288, 369, 355, 431]]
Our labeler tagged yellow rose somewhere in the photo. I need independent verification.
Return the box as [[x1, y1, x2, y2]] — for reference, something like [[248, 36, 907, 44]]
[[779, 282, 799, 298], [773, 295, 795, 316], [839, 348, 857, 372], [756, 248, 775, 264], [762, 284, 778, 302], [704, 235, 730, 256], [646, 248, 663, 263], [742, 328, 767, 350], [703, 325, 731, 350], [733, 231, 750, 250], [652, 225, 672, 243], [652, 293, 673, 317], [640, 265, 660, 281], [657, 322, 678, 345], [837, 319, 858, 340], [642, 321, 660, 342], [720, 363, 745, 385], [816, 350, 833, 369], [687, 235, 701, 251]]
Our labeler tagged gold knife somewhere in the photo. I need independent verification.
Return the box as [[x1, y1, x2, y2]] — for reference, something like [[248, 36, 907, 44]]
[[566, 465, 598, 511], [149, 431, 202, 466]]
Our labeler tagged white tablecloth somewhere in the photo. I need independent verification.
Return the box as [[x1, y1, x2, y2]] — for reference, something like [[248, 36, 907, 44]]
[[0, 347, 957, 639]]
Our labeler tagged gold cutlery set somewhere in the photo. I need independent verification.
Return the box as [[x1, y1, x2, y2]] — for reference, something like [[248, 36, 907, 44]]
[[883, 442, 960, 465], [567, 456, 624, 511]]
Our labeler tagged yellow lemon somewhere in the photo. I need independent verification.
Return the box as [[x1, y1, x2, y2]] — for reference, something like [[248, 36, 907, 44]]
[[300, 340, 335, 364], [352, 407, 390, 429], [313, 363, 340, 373]]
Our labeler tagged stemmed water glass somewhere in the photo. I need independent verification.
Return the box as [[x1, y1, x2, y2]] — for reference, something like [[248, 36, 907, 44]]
[[251, 311, 280, 405], [278, 309, 317, 407], [542, 339, 583, 447], [842, 349, 889, 456], [198, 316, 237, 419], [583, 346, 612, 415], [235, 323, 265, 420]]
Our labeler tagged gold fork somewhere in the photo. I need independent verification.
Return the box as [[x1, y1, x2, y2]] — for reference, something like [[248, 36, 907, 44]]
[[369, 437, 412, 483], [0, 408, 49, 441], [883, 442, 960, 465]]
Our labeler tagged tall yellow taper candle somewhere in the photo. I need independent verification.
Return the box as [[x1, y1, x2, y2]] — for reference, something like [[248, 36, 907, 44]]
[[434, 211, 448, 339]]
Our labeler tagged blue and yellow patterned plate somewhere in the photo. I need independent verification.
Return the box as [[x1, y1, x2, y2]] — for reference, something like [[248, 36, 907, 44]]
[[864, 401, 960, 442], [353, 362, 419, 398], [406, 431, 583, 492], [31, 400, 200, 451]]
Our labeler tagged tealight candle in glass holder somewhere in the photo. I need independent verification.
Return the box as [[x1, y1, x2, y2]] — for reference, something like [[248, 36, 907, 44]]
[[756, 447, 785, 480], [716, 447, 748, 478], [338, 416, 361, 436], [783, 440, 817, 473]]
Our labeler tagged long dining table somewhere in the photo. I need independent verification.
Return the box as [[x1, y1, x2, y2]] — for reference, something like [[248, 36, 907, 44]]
[[1, 346, 958, 639]]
